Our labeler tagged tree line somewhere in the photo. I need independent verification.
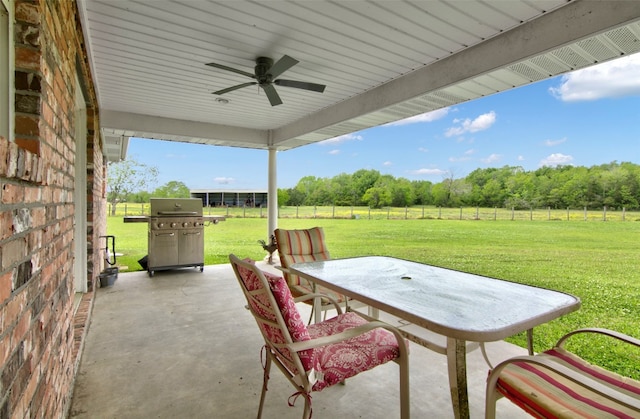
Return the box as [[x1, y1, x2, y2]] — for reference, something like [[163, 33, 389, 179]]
[[278, 161, 640, 210], [108, 159, 640, 211]]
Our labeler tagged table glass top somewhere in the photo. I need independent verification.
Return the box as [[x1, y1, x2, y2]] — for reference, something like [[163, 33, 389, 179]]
[[290, 256, 580, 341]]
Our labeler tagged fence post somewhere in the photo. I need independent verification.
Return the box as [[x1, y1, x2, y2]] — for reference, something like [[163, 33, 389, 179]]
[[494, 207, 497, 221], [226, 206, 229, 216], [124, 203, 128, 216], [511, 207, 514, 221], [387, 207, 390, 220], [368, 207, 371, 220], [475, 207, 479, 220], [584, 206, 587, 221], [405, 206, 408, 220], [438, 206, 442, 219], [351, 205, 353, 219], [422, 205, 425, 219], [332, 205, 335, 219], [459, 207, 462, 220], [623, 207, 626, 221], [530, 207, 533, 221], [296, 205, 299, 218], [567, 207, 569, 221], [548, 206, 551, 221], [603, 206, 607, 221], [314, 206, 317, 218]]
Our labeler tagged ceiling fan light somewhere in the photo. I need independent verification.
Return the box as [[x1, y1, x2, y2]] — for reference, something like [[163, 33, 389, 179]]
[[215, 98, 230, 105]]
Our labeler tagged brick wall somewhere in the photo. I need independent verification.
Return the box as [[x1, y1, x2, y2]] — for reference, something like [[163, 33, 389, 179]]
[[0, 1, 105, 418]]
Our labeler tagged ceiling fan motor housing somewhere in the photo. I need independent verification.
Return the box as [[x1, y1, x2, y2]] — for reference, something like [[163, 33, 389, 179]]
[[255, 57, 274, 84], [207, 54, 325, 105]]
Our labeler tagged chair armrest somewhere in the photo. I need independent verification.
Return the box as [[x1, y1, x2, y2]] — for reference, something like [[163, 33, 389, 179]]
[[287, 321, 409, 359], [293, 293, 343, 314], [556, 327, 640, 349], [274, 265, 288, 274], [487, 354, 640, 411]]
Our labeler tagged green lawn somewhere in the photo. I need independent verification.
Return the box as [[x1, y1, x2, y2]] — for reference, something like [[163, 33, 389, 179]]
[[107, 216, 640, 379]]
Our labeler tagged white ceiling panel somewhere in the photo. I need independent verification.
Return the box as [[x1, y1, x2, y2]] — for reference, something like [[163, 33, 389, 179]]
[[75, 1, 640, 161]]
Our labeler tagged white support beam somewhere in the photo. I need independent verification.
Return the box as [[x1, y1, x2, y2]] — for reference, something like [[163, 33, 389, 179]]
[[100, 110, 269, 147], [267, 148, 278, 239]]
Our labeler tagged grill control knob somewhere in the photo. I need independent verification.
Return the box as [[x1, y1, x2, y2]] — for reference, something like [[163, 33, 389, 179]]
[[158, 222, 165, 228], [183, 222, 189, 227], [170, 222, 177, 228]]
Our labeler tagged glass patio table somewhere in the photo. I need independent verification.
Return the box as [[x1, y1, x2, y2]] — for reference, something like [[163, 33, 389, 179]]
[[289, 256, 581, 419]]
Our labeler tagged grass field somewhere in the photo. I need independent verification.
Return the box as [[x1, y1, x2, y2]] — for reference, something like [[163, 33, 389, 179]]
[[107, 215, 640, 379]]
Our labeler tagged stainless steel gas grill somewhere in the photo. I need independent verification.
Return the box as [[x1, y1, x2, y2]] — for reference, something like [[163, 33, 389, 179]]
[[125, 198, 225, 277]]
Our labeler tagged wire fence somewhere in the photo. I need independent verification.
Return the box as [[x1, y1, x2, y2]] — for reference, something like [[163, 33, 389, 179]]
[[110, 203, 640, 222]]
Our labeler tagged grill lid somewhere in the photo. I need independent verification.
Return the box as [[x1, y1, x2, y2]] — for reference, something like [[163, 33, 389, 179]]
[[150, 198, 203, 216]]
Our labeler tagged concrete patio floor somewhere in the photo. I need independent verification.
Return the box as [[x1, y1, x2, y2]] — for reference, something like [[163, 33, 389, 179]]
[[69, 261, 529, 418]]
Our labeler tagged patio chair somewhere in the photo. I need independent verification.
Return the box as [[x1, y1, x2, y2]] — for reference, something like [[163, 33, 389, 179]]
[[485, 328, 640, 418], [274, 227, 370, 321], [229, 254, 410, 419]]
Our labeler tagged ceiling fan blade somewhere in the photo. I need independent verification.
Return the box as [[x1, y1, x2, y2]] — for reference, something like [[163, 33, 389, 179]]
[[261, 84, 283, 106], [267, 55, 298, 79], [274, 79, 326, 93], [213, 82, 257, 95], [205, 62, 256, 79]]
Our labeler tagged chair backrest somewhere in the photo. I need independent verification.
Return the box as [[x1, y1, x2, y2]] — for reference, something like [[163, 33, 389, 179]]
[[229, 254, 315, 375], [274, 227, 330, 289]]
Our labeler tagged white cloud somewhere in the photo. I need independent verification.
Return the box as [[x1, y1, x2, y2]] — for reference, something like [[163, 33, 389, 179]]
[[214, 177, 234, 184], [410, 168, 448, 176], [445, 111, 496, 137], [321, 133, 363, 144], [328, 149, 340, 155], [518, 155, 525, 161], [385, 108, 450, 126], [544, 137, 567, 146], [540, 153, 574, 167], [449, 148, 476, 162], [549, 53, 640, 101], [383, 161, 392, 166], [482, 153, 502, 164], [418, 147, 429, 153]]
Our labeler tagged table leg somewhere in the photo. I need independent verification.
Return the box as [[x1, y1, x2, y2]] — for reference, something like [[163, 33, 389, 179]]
[[313, 296, 322, 324], [446, 337, 469, 419]]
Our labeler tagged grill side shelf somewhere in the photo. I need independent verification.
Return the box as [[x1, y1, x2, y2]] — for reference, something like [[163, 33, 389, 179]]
[[123, 216, 149, 223]]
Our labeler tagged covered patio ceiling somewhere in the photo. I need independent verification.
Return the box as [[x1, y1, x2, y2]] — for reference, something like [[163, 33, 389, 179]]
[[76, 1, 640, 162]]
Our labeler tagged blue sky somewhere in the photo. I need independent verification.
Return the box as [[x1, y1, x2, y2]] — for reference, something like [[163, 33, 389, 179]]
[[127, 53, 640, 191]]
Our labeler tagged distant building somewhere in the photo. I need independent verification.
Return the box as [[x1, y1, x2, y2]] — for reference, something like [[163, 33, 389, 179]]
[[191, 189, 268, 207]]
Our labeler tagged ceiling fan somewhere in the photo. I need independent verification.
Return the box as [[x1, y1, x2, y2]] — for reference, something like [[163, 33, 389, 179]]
[[205, 55, 326, 106]]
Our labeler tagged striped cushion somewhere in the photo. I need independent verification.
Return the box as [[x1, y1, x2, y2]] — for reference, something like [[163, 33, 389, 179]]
[[496, 347, 640, 418], [274, 227, 345, 302]]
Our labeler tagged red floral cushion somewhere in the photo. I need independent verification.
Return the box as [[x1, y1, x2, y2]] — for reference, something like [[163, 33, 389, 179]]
[[236, 259, 313, 371], [235, 259, 403, 391], [263, 268, 315, 370], [307, 312, 403, 391]]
